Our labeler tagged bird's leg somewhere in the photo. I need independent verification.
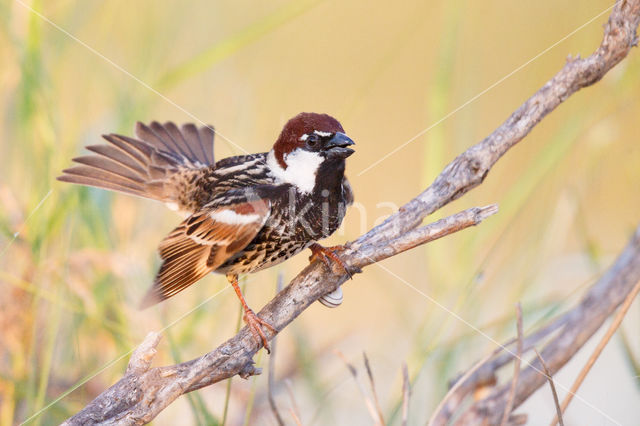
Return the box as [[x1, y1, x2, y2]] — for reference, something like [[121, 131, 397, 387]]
[[308, 243, 353, 279], [227, 274, 277, 353]]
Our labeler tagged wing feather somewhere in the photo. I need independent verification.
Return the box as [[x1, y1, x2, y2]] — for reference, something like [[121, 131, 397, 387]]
[[58, 122, 215, 212], [140, 199, 270, 308]]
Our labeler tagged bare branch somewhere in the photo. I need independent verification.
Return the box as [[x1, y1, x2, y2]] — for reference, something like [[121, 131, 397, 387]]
[[431, 310, 572, 423], [553, 279, 640, 424], [62, 1, 640, 424], [428, 350, 496, 426], [125, 332, 161, 376], [353, 205, 498, 266], [453, 225, 640, 425], [63, 205, 497, 425], [354, 0, 640, 251]]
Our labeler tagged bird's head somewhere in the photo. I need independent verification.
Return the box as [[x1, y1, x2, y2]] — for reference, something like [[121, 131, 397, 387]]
[[272, 113, 355, 170], [267, 113, 355, 194]]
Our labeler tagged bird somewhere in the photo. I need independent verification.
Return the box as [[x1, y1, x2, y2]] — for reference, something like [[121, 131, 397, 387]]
[[58, 112, 355, 351]]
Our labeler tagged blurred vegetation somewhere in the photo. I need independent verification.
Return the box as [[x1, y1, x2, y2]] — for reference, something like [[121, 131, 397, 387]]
[[1, 1, 639, 425]]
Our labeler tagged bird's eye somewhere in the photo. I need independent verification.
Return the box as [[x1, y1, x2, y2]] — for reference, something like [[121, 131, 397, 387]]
[[306, 134, 319, 147]]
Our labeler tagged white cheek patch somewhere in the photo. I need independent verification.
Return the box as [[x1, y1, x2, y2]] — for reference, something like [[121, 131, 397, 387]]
[[267, 149, 323, 194], [210, 209, 260, 224], [313, 130, 332, 137]]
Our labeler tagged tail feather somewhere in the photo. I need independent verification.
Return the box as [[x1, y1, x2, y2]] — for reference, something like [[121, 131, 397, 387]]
[[102, 134, 152, 165], [60, 164, 143, 188], [71, 155, 146, 183], [57, 173, 147, 198], [86, 144, 148, 175], [58, 121, 216, 210]]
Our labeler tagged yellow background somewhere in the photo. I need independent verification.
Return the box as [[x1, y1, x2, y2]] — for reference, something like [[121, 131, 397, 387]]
[[1, 0, 639, 424]]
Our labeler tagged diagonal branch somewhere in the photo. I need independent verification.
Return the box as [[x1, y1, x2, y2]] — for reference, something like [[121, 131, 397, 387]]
[[429, 224, 640, 425], [453, 225, 640, 425], [62, 206, 497, 425], [62, 1, 640, 424]]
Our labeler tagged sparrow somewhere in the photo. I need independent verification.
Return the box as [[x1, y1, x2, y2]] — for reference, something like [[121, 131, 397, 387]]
[[58, 112, 355, 351]]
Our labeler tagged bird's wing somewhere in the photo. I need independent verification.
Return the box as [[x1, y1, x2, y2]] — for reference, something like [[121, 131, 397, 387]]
[[139, 198, 271, 307], [135, 121, 214, 166], [58, 121, 215, 211]]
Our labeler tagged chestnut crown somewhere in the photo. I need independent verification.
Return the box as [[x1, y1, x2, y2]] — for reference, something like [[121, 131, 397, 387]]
[[272, 113, 354, 168]]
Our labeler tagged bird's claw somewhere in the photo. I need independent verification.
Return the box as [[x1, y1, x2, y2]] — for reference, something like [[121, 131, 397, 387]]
[[243, 308, 277, 354], [308, 243, 353, 279]]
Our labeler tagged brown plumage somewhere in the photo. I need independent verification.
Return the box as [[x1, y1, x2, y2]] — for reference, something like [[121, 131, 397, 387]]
[[58, 113, 355, 351], [142, 199, 271, 307], [58, 122, 215, 212]]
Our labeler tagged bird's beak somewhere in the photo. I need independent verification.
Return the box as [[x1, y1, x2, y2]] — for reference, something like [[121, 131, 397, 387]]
[[324, 132, 355, 159]]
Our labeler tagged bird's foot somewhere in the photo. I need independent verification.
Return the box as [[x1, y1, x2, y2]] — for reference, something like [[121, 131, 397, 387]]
[[243, 308, 277, 353], [308, 243, 353, 279]]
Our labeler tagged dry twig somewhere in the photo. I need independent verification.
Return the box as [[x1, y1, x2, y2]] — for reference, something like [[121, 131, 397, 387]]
[[552, 279, 640, 425], [284, 379, 301, 425], [500, 304, 524, 426], [453, 226, 640, 425], [534, 349, 563, 426], [289, 408, 302, 426], [267, 273, 285, 426], [61, 1, 640, 423], [428, 351, 496, 426], [431, 311, 573, 423], [363, 353, 385, 425], [335, 351, 381, 425], [401, 363, 410, 426]]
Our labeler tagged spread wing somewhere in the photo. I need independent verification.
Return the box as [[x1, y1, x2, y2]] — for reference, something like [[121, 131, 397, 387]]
[[139, 199, 271, 308], [58, 121, 215, 212], [134, 121, 214, 166]]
